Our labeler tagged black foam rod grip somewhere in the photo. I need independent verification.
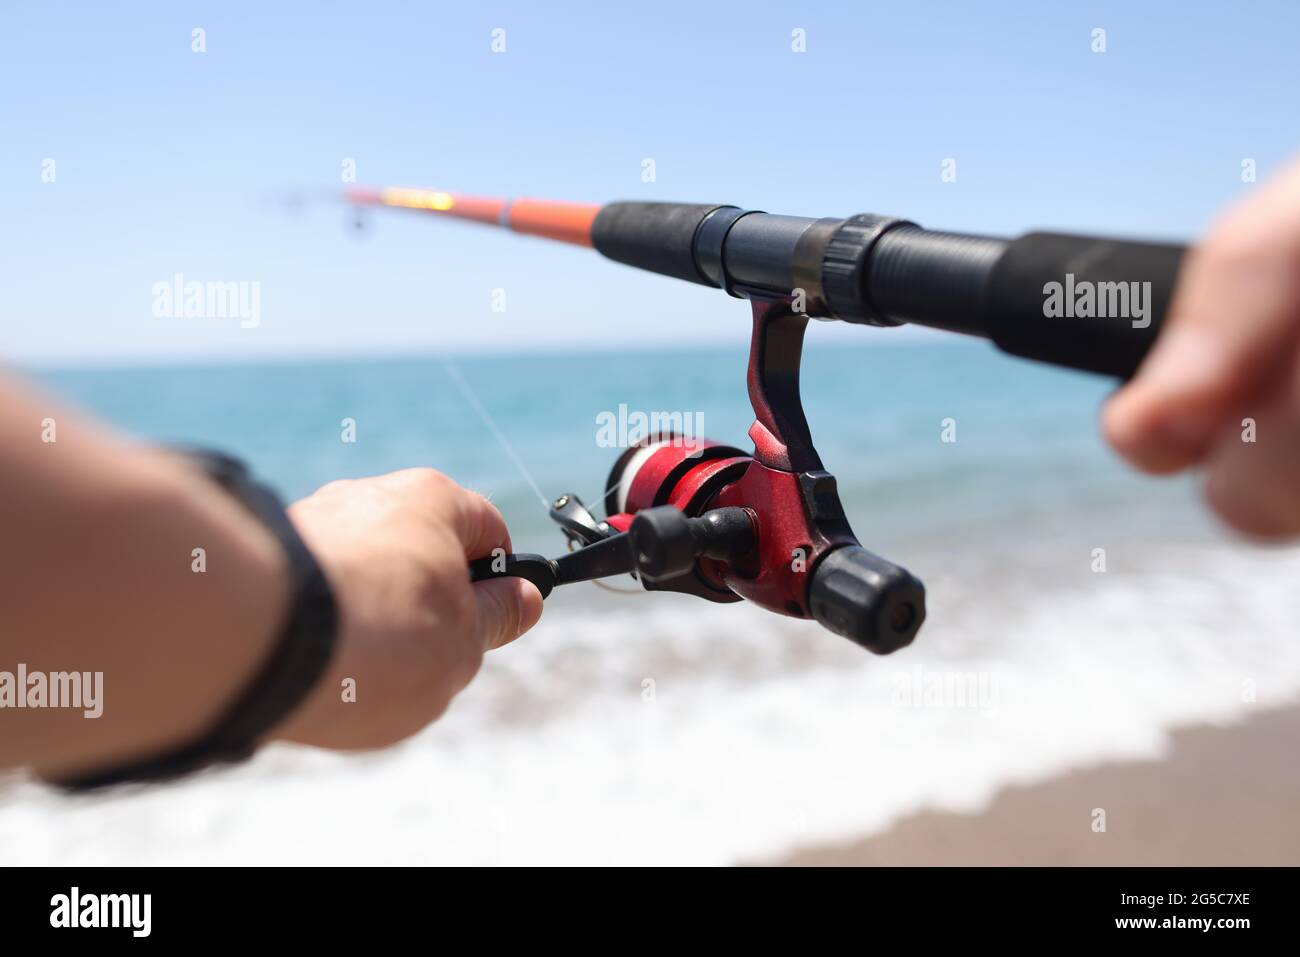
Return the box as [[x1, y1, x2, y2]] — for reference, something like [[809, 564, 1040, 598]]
[[981, 233, 1187, 379], [591, 202, 723, 286]]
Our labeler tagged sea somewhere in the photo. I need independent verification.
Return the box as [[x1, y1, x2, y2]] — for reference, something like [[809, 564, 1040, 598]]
[[3, 339, 1298, 864]]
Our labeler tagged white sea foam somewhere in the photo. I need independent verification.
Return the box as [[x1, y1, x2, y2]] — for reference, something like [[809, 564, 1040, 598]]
[[2, 537, 1297, 865]]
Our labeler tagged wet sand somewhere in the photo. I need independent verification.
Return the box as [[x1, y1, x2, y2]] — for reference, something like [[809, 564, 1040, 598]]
[[770, 703, 1300, 866]]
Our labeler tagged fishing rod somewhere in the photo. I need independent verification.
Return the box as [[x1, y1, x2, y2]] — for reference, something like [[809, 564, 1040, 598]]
[[347, 185, 1186, 654]]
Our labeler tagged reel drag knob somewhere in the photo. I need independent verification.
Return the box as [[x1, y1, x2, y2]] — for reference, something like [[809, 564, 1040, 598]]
[[808, 546, 926, 654]]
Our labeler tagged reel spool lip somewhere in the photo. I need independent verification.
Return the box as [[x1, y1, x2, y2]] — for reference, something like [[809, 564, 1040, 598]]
[[602, 433, 696, 518], [602, 434, 748, 518], [607, 442, 666, 517]]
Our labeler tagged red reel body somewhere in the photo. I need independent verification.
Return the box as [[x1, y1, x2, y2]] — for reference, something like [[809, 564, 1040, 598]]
[[604, 437, 856, 621]]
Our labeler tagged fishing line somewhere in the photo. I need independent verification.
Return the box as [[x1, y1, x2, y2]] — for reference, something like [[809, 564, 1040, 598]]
[[438, 354, 551, 511]]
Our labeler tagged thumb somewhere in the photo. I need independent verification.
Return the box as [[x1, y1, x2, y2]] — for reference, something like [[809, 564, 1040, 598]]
[[472, 577, 544, 650], [1104, 165, 1300, 474]]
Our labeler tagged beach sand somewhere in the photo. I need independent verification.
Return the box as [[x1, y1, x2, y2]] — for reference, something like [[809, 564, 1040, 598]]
[[767, 702, 1300, 866]]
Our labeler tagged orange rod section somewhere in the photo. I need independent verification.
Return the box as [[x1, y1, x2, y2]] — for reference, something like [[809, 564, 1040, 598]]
[[345, 187, 599, 247], [506, 198, 599, 247]]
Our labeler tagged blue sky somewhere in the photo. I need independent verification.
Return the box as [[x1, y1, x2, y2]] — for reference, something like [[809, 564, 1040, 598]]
[[2, 0, 1297, 364]]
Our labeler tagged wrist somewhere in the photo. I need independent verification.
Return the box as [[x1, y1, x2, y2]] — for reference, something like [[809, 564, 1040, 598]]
[[162, 458, 296, 743], [53, 451, 336, 789], [262, 505, 346, 747], [39, 457, 291, 780]]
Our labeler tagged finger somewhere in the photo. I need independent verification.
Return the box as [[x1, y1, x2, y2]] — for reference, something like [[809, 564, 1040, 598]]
[[1202, 361, 1300, 540], [1103, 165, 1300, 474], [472, 577, 544, 651], [451, 488, 512, 559], [381, 470, 512, 557]]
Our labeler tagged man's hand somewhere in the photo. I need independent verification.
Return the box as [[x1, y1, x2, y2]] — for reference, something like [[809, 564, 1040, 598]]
[[1103, 159, 1300, 539], [273, 469, 543, 751]]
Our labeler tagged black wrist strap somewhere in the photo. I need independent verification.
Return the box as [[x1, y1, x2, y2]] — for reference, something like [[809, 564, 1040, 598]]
[[59, 450, 339, 791]]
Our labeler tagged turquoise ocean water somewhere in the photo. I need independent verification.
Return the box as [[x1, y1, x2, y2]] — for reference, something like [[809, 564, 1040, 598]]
[[5, 341, 1298, 864], [36, 339, 1214, 551]]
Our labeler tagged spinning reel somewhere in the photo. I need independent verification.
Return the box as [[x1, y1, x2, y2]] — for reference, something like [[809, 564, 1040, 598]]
[[470, 296, 926, 654]]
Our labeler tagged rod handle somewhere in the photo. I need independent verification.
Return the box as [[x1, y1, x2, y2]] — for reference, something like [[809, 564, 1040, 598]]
[[866, 227, 1188, 378], [980, 232, 1187, 378]]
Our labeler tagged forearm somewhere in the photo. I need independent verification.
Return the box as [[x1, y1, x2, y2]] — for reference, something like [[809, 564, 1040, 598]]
[[0, 374, 290, 778]]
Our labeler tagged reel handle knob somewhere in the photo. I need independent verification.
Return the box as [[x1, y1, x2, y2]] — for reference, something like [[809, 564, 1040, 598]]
[[808, 545, 925, 654], [628, 506, 697, 582], [629, 505, 755, 583]]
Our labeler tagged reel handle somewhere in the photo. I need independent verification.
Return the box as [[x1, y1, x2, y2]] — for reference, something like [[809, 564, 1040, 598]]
[[467, 502, 754, 596], [468, 553, 557, 598]]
